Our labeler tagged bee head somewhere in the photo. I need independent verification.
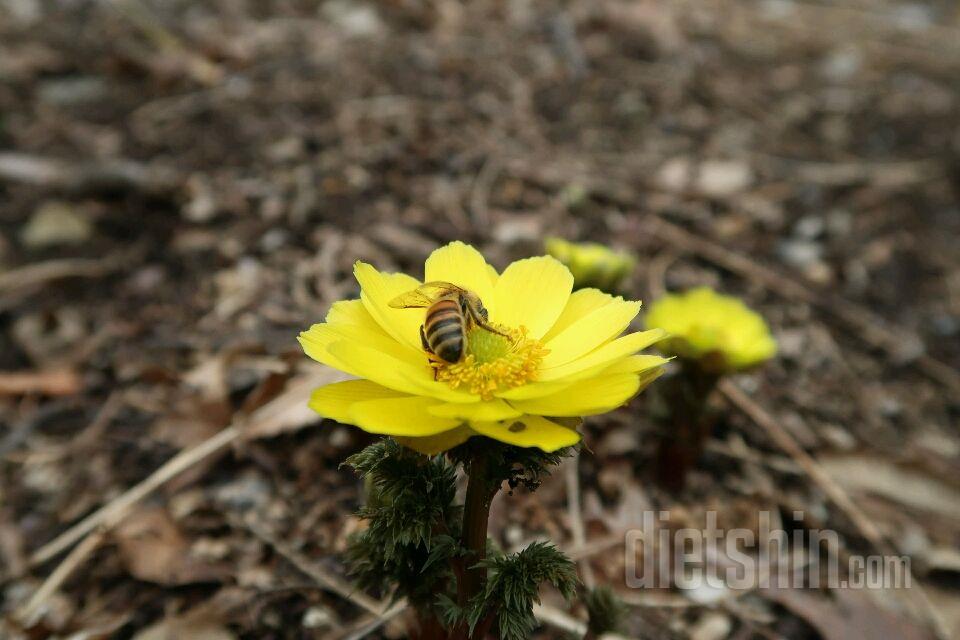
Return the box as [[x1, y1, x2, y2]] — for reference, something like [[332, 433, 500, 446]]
[[461, 291, 489, 320]]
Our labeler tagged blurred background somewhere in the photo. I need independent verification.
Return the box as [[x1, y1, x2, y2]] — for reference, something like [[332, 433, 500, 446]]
[[1, 0, 959, 638]]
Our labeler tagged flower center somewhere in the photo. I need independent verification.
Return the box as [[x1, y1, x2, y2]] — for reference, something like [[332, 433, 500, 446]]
[[435, 326, 548, 400]]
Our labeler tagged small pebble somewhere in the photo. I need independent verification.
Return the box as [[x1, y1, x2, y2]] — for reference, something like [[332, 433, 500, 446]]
[[302, 607, 333, 629], [21, 201, 92, 248], [794, 215, 824, 239]]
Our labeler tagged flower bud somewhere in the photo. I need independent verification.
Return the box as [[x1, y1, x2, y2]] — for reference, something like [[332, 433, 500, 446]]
[[645, 287, 777, 373], [545, 237, 635, 292]]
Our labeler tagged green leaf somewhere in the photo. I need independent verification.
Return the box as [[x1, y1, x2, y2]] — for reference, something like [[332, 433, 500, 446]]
[[467, 541, 579, 640], [343, 439, 463, 610], [584, 585, 627, 636]]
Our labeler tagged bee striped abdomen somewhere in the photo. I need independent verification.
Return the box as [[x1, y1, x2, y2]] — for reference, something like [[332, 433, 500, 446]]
[[424, 299, 464, 363]]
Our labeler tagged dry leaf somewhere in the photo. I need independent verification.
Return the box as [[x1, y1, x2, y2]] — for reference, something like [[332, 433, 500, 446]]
[[182, 354, 229, 402], [767, 587, 935, 640], [818, 455, 960, 517], [133, 617, 235, 640], [114, 507, 227, 585], [241, 369, 350, 440], [131, 587, 249, 640]]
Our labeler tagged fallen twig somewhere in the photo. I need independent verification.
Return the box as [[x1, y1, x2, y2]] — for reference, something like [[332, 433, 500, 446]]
[[564, 450, 595, 588], [720, 380, 951, 640], [336, 606, 408, 640], [532, 604, 588, 637], [235, 513, 390, 617], [0, 255, 129, 296], [28, 370, 335, 567], [0, 152, 181, 196], [30, 424, 240, 568], [16, 530, 106, 625], [0, 370, 82, 397]]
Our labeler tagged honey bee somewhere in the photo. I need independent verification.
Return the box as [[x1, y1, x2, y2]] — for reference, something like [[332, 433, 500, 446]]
[[388, 281, 508, 364]]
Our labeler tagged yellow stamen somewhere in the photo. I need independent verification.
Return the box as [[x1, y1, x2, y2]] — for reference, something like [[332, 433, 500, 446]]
[[436, 326, 548, 400]]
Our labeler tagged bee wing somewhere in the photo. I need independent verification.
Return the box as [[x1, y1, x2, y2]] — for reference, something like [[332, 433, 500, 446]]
[[419, 281, 466, 295], [388, 281, 464, 309], [387, 289, 436, 309]]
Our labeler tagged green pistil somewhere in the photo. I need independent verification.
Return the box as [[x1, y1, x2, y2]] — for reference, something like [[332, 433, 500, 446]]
[[466, 327, 513, 364]]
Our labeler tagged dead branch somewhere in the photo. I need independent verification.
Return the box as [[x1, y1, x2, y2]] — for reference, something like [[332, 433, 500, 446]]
[[28, 370, 335, 567], [720, 380, 951, 640], [0, 370, 82, 397], [234, 513, 391, 617], [16, 530, 106, 625], [0, 255, 133, 296], [564, 449, 595, 588], [0, 152, 181, 196]]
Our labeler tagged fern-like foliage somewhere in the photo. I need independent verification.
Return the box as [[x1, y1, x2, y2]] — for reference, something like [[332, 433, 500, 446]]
[[468, 541, 579, 640], [449, 438, 575, 495], [343, 438, 578, 639], [584, 585, 627, 636], [343, 440, 462, 609]]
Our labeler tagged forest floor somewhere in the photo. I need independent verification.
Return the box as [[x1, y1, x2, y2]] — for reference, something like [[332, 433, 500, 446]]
[[1, 0, 959, 638]]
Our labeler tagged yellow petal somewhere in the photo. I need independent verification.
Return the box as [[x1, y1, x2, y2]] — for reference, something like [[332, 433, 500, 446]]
[[600, 354, 672, 375], [424, 241, 497, 308], [327, 341, 479, 403], [396, 425, 475, 455], [348, 396, 461, 436], [635, 367, 665, 392], [308, 300, 404, 372], [509, 372, 642, 417], [308, 380, 406, 423], [298, 326, 356, 375], [542, 299, 641, 367], [301, 322, 424, 372], [491, 256, 573, 338], [494, 378, 579, 400], [428, 399, 521, 421], [325, 299, 384, 332], [541, 288, 617, 343], [470, 415, 580, 452], [538, 328, 668, 381], [493, 350, 668, 400], [354, 261, 424, 350]]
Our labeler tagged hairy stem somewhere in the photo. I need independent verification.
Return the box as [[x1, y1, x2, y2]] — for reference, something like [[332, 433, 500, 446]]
[[415, 611, 448, 640], [460, 452, 493, 606], [655, 362, 721, 491]]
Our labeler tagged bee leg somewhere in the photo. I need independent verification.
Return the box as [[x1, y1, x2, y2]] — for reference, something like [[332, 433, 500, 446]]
[[471, 311, 512, 339], [426, 355, 444, 380]]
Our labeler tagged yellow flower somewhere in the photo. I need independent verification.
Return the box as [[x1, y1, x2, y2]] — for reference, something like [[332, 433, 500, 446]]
[[545, 238, 636, 292], [644, 287, 777, 373], [299, 242, 668, 454]]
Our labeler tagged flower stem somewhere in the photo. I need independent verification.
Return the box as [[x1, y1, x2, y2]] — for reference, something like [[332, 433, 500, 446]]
[[460, 451, 494, 606], [655, 361, 721, 492]]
